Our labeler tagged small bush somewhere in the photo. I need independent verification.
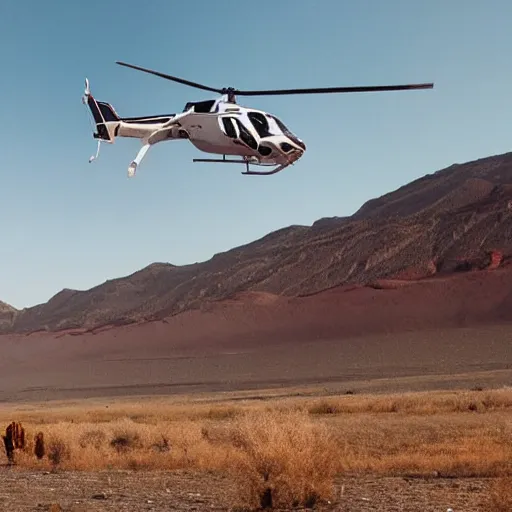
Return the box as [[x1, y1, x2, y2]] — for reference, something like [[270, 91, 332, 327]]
[[110, 429, 142, 453], [227, 409, 337, 510], [48, 437, 70, 468], [151, 435, 170, 453], [204, 406, 239, 421], [308, 401, 339, 415], [79, 429, 106, 450], [34, 432, 45, 459]]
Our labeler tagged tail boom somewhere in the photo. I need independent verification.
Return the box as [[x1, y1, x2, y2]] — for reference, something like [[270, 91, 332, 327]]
[[82, 78, 190, 176], [83, 80, 179, 142]]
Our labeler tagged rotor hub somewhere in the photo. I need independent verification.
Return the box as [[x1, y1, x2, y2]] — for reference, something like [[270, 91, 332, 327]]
[[221, 87, 237, 103]]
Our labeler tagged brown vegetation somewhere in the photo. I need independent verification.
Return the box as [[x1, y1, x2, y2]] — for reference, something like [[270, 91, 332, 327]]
[[2, 421, 25, 463], [34, 431, 45, 459], [226, 410, 338, 509], [0, 387, 510, 509]]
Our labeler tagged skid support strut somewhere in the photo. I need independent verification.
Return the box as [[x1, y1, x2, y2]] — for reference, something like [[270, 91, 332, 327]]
[[192, 156, 291, 175]]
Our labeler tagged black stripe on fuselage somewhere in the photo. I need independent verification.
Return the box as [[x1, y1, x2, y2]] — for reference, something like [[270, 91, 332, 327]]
[[121, 115, 176, 125]]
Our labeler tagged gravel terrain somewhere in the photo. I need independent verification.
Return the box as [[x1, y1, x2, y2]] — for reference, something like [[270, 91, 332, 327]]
[[0, 468, 493, 511]]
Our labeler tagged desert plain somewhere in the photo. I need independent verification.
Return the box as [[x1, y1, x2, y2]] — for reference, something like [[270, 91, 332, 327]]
[[1, 152, 512, 510], [0, 318, 511, 511]]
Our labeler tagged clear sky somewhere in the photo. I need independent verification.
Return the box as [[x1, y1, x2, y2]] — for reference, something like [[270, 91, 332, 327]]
[[2, 0, 512, 309]]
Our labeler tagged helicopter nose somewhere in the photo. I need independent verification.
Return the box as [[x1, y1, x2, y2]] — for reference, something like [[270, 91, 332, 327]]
[[280, 140, 306, 154]]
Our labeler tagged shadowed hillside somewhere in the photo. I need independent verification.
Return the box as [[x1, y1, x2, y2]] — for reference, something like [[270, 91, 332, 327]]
[[3, 151, 512, 334]]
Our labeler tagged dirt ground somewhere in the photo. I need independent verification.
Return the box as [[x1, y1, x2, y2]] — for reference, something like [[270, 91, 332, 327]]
[[1, 324, 511, 403], [0, 468, 494, 511], [1, 321, 510, 511]]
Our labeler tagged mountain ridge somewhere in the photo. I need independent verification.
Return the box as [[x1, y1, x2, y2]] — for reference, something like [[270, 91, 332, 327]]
[[3, 151, 512, 335]]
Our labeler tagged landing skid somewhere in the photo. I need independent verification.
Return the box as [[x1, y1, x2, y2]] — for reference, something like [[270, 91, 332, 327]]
[[192, 156, 291, 176]]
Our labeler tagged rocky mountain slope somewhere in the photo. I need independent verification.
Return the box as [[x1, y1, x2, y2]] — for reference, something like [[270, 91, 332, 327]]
[[3, 151, 512, 335], [0, 301, 17, 331]]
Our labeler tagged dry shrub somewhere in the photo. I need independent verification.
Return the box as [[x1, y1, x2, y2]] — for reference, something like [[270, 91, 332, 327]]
[[34, 432, 45, 459], [2, 421, 26, 463], [204, 406, 239, 421], [3, 416, 226, 472], [78, 428, 107, 450], [1, 388, 510, 482], [110, 428, 142, 453], [151, 435, 170, 453], [486, 477, 512, 511], [226, 409, 337, 510], [308, 401, 339, 415], [328, 413, 512, 478], [306, 388, 512, 416], [48, 437, 70, 468]]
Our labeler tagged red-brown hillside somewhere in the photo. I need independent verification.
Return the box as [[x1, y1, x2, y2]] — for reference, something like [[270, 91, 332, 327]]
[[3, 151, 512, 335]]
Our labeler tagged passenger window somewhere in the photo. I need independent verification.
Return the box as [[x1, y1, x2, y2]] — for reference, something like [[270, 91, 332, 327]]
[[234, 119, 258, 150], [221, 117, 237, 138]]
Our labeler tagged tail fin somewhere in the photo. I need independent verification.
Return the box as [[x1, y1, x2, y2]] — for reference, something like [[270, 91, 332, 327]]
[[82, 79, 120, 143]]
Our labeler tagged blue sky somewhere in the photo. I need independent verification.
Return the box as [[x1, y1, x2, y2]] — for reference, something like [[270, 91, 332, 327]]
[[1, 0, 512, 309]]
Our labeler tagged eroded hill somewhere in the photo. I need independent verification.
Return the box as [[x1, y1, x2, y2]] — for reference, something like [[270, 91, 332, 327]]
[[3, 152, 512, 334]]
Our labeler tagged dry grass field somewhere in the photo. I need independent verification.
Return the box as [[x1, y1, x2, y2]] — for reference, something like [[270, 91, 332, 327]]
[[1, 386, 511, 511]]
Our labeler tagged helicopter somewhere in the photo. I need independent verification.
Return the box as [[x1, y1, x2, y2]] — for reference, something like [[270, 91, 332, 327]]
[[82, 61, 434, 177]]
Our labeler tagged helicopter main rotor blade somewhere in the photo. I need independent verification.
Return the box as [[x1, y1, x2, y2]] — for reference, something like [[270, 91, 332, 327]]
[[234, 83, 434, 96], [115, 61, 433, 98], [116, 61, 224, 95]]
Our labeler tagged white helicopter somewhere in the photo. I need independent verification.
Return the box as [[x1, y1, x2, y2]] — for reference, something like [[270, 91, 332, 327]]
[[82, 62, 434, 177]]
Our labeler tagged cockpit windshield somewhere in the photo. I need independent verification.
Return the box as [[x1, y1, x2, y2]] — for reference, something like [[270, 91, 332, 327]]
[[268, 115, 305, 149], [268, 115, 295, 138], [245, 110, 305, 149]]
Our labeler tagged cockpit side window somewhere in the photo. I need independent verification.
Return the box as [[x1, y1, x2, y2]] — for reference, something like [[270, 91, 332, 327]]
[[247, 112, 272, 138], [182, 99, 216, 113]]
